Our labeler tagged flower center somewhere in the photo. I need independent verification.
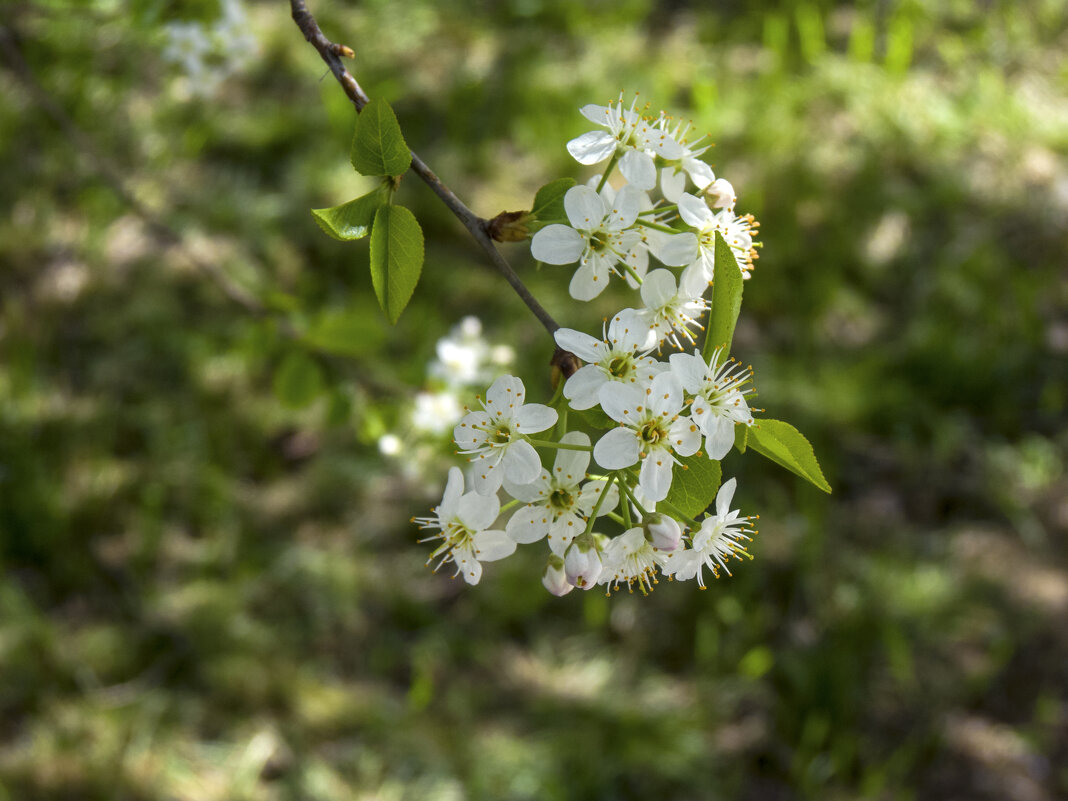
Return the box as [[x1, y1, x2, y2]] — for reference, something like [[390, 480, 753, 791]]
[[589, 231, 609, 252], [638, 419, 667, 446], [605, 353, 633, 379], [549, 488, 574, 512], [492, 425, 512, 444]]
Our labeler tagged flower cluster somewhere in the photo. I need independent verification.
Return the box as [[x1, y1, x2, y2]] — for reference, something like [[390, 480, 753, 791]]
[[415, 95, 764, 594], [161, 0, 257, 96]]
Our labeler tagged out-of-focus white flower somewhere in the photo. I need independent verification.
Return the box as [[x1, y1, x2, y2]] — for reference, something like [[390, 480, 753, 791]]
[[453, 375, 558, 495], [411, 390, 463, 435], [378, 433, 403, 457], [414, 467, 516, 585], [669, 348, 754, 460]]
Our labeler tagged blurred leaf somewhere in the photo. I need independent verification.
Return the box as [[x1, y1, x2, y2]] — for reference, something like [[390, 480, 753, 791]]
[[739, 645, 774, 679], [273, 351, 325, 409], [703, 230, 744, 361], [369, 205, 424, 324], [530, 177, 576, 224], [305, 308, 379, 357], [665, 454, 722, 519], [310, 187, 387, 241], [749, 419, 832, 493], [351, 98, 411, 177]]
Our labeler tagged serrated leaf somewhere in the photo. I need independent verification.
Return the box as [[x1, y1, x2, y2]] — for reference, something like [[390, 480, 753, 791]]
[[273, 351, 324, 410], [310, 188, 387, 241], [664, 454, 722, 519], [748, 419, 832, 493], [351, 98, 411, 177], [703, 230, 745, 362], [531, 177, 576, 224], [369, 204, 424, 324]]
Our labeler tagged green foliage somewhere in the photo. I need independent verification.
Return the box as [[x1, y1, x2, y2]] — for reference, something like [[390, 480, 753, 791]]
[[310, 187, 387, 241], [702, 231, 744, 362], [664, 454, 722, 518], [530, 177, 576, 225], [369, 204, 424, 324], [749, 419, 832, 493], [350, 98, 412, 178], [272, 350, 325, 409]]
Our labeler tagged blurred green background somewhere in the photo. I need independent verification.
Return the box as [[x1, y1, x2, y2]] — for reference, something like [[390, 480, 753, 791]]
[[2, 0, 1067, 798]]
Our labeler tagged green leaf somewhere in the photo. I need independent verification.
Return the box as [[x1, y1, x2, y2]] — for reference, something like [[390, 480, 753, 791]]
[[304, 308, 379, 357], [310, 187, 387, 241], [273, 351, 324, 410], [664, 454, 722, 519], [530, 177, 576, 224], [351, 98, 411, 177], [369, 204, 424, 324], [748, 419, 832, 493], [735, 423, 749, 454], [702, 230, 745, 362]]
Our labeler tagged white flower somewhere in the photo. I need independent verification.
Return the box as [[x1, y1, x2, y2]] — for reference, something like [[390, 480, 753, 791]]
[[669, 348, 754, 460], [566, 95, 683, 190], [411, 390, 463, 435], [662, 478, 756, 588], [542, 554, 573, 596], [593, 372, 702, 502], [643, 513, 682, 552], [503, 432, 619, 555], [453, 375, 558, 495], [564, 536, 604, 589], [704, 178, 736, 210], [531, 185, 647, 301], [678, 192, 760, 285], [414, 467, 516, 585], [429, 316, 491, 387], [598, 526, 667, 595], [630, 269, 708, 351], [378, 433, 403, 456], [653, 114, 716, 202], [553, 310, 664, 411]]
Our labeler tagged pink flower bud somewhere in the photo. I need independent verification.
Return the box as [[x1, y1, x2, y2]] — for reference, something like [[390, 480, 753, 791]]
[[643, 513, 682, 552], [542, 555, 573, 597], [705, 178, 736, 209], [564, 539, 603, 589]]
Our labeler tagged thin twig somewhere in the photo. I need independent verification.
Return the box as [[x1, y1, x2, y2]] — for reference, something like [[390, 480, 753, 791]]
[[0, 24, 266, 315], [289, 0, 562, 337]]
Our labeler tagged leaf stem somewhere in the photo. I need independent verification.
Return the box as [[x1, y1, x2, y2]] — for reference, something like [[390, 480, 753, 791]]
[[583, 473, 617, 536], [635, 218, 680, 234], [527, 439, 592, 452]]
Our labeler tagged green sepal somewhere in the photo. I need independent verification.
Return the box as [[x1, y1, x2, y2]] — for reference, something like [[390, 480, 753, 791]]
[[369, 204, 424, 324], [351, 97, 412, 178], [664, 454, 723, 519], [748, 419, 831, 493], [310, 186, 388, 241], [702, 230, 744, 362]]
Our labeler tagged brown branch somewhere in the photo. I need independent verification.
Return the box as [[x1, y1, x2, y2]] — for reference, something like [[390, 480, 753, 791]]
[[289, 0, 562, 337], [0, 24, 266, 316]]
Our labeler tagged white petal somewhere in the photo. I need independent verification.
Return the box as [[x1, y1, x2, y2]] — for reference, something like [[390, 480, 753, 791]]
[[651, 231, 699, 268], [454, 544, 483, 584], [564, 185, 607, 230], [668, 350, 706, 394], [531, 225, 585, 264], [670, 418, 703, 457], [578, 103, 612, 126], [605, 185, 642, 230], [503, 472, 550, 503], [650, 371, 683, 416], [561, 364, 606, 410], [706, 418, 735, 460], [685, 158, 716, 190], [640, 269, 677, 308], [485, 375, 525, 419], [639, 454, 674, 502], [514, 403, 557, 434], [548, 513, 584, 556], [458, 490, 500, 531], [439, 466, 465, 520], [569, 260, 609, 301], [716, 477, 738, 517], [454, 410, 491, 451], [552, 431, 591, 482], [678, 192, 714, 229], [593, 427, 640, 470], [471, 450, 505, 495], [554, 328, 603, 362], [565, 130, 617, 165], [599, 383, 644, 424], [680, 261, 712, 298], [502, 439, 542, 485], [505, 505, 552, 544], [660, 168, 686, 202], [577, 478, 619, 517], [619, 149, 656, 190], [662, 548, 701, 580]]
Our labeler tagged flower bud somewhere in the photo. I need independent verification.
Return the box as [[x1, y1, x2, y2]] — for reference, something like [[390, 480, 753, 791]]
[[704, 178, 736, 210], [643, 513, 682, 552], [542, 555, 573, 597], [564, 538, 603, 589]]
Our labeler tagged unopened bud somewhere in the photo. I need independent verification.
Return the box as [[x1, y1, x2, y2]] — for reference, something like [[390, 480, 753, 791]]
[[564, 538, 603, 589], [643, 513, 682, 552], [486, 210, 531, 243], [704, 178, 736, 210], [542, 555, 573, 597]]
